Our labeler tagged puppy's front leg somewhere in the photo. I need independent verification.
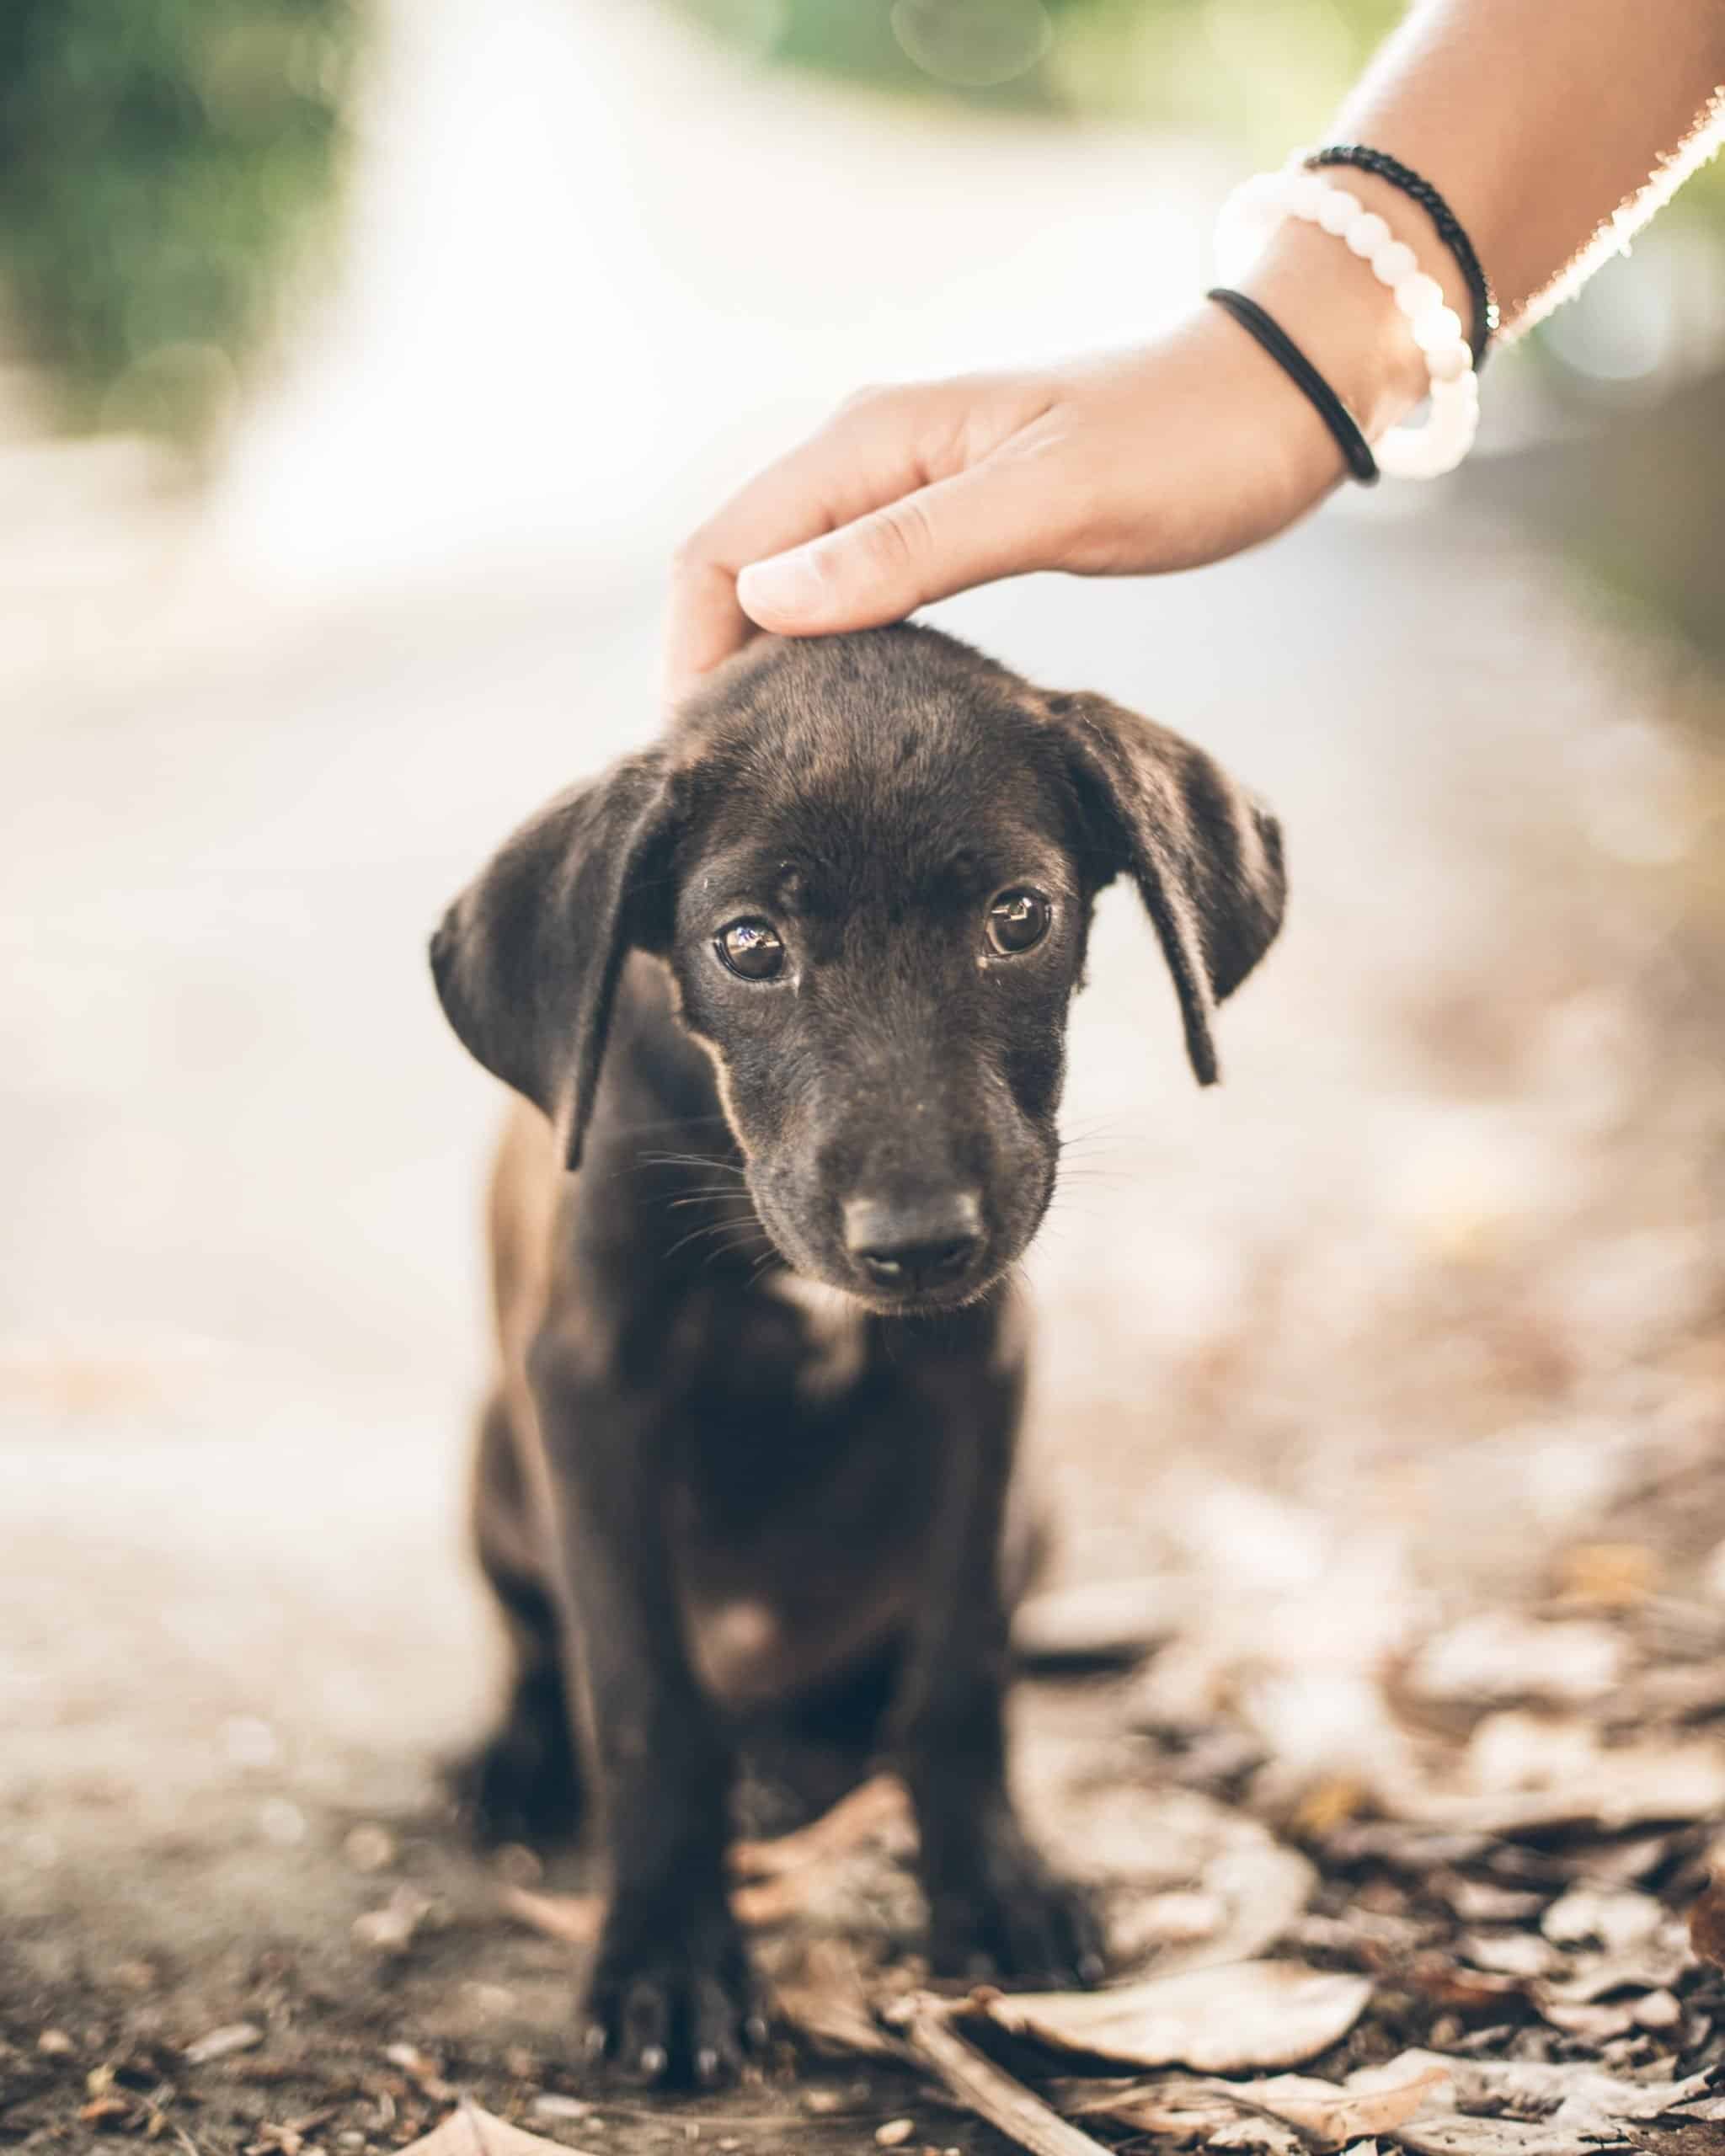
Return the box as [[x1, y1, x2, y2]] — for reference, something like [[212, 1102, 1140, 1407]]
[[892, 1342, 1104, 1987], [530, 1337, 761, 2084]]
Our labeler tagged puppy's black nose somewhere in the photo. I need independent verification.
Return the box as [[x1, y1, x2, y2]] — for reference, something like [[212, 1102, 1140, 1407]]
[[844, 1191, 984, 1291]]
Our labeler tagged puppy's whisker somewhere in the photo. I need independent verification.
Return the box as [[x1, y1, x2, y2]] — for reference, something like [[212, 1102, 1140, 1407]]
[[637, 1151, 748, 1177], [702, 1241, 776, 1267], [605, 1113, 733, 1134], [663, 1218, 769, 1262]]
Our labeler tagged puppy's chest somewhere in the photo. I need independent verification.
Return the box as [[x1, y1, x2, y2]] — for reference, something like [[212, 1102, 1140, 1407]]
[[662, 1273, 929, 1520], [660, 1276, 949, 1711]]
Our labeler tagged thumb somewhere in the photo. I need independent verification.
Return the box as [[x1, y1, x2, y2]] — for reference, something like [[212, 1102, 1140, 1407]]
[[736, 458, 1058, 634]]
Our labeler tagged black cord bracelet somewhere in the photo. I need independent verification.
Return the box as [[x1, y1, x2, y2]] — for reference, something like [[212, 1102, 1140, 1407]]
[[1305, 144, 1498, 366], [1205, 287, 1379, 487]]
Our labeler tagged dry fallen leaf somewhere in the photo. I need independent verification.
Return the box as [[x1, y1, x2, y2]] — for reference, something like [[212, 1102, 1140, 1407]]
[[1141, 1838, 1316, 1979], [499, 1885, 602, 1947], [398, 2100, 599, 2155], [1540, 1886, 1663, 1950], [1391, 1714, 1725, 1833], [1064, 2052, 1450, 2152], [506, 1781, 912, 1949], [978, 1960, 1372, 2072], [1386, 2051, 1714, 2156], [1406, 1612, 1626, 1707], [772, 1939, 909, 2061], [1553, 1541, 1658, 1608], [1689, 1876, 1725, 1968], [729, 1773, 911, 1882], [1011, 1577, 1178, 1671], [1455, 1929, 1562, 1980]]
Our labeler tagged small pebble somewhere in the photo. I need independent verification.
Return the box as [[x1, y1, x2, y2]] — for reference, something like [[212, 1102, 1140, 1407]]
[[532, 2095, 592, 2121], [1634, 1989, 1683, 2031], [184, 2021, 264, 2066], [343, 1822, 398, 1873], [876, 2122, 915, 2148], [36, 2030, 75, 2057], [353, 1886, 432, 1953]]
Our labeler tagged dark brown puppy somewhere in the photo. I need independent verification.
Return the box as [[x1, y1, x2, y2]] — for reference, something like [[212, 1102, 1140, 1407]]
[[430, 624, 1284, 2084]]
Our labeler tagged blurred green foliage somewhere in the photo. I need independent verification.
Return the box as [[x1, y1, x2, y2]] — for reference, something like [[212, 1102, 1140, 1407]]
[[679, 0, 1723, 215], [681, 0, 1400, 136], [0, 0, 361, 444]]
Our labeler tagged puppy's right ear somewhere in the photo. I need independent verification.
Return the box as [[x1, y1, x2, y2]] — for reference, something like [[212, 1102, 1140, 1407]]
[[430, 750, 674, 1171]]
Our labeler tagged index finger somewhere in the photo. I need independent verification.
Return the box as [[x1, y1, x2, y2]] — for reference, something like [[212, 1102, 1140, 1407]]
[[662, 384, 952, 706]]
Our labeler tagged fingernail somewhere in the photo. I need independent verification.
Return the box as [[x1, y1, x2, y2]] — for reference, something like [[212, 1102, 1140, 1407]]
[[737, 547, 827, 623]]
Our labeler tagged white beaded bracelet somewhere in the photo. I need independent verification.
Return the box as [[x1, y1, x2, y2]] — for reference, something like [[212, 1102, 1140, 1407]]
[[1215, 168, 1479, 480]]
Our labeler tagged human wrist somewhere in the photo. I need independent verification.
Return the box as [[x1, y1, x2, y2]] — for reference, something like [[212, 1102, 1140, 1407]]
[[1233, 206, 1436, 444]]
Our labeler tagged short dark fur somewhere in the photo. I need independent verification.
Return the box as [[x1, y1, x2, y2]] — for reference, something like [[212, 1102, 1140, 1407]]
[[430, 625, 1284, 2084]]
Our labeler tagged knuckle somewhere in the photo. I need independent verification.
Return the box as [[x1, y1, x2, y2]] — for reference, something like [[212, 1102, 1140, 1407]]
[[862, 494, 937, 576], [834, 381, 895, 424]]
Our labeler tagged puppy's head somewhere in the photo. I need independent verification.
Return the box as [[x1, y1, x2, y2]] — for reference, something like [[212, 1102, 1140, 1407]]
[[431, 626, 1284, 1312]]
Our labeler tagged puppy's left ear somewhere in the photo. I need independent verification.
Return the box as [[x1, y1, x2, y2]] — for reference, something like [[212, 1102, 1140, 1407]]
[[1046, 691, 1285, 1086], [430, 749, 677, 1169]]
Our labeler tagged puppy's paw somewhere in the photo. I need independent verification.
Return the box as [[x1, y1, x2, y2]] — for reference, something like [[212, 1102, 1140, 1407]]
[[582, 1904, 767, 2087], [926, 1821, 1105, 1988]]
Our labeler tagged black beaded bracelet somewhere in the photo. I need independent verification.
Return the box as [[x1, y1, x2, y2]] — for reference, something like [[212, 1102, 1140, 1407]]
[[1304, 144, 1498, 366], [1205, 287, 1379, 486]]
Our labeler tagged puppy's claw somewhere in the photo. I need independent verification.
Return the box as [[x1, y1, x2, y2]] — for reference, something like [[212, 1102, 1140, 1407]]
[[584, 1910, 761, 2086], [927, 1827, 1105, 1988]]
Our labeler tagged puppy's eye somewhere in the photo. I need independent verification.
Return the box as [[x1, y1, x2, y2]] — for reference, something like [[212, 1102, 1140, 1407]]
[[715, 917, 786, 980], [985, 888, 1052, 956]]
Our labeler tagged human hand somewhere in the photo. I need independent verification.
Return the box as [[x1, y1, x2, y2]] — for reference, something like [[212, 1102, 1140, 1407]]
[[665, 216, 1433, 704]]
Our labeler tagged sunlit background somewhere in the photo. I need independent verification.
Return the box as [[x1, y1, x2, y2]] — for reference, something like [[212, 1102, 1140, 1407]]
[[4, 0, 1725, 2110]]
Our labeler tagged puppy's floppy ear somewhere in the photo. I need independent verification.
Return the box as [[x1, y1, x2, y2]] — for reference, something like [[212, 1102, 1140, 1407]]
[[1046, 691, 1285, 1087], [430, 749, 676, 1170]]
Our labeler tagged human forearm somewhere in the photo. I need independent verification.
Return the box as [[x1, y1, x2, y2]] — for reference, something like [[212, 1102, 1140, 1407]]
[[1331, 0, 1725, 334]]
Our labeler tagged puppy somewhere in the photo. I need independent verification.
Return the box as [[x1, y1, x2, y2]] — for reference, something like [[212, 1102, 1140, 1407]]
[[430, 623, 1284, 2084]]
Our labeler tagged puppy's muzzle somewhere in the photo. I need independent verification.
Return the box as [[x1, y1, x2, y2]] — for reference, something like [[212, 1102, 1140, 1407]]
[[842, 1188, 985, 1295]]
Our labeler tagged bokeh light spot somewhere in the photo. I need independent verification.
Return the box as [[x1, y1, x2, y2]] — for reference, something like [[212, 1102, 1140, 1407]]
[[889, 0, 1053, 91]]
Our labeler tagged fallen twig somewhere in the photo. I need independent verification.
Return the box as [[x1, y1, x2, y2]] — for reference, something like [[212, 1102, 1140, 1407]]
[[890, 1993, 1111, 2156]]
